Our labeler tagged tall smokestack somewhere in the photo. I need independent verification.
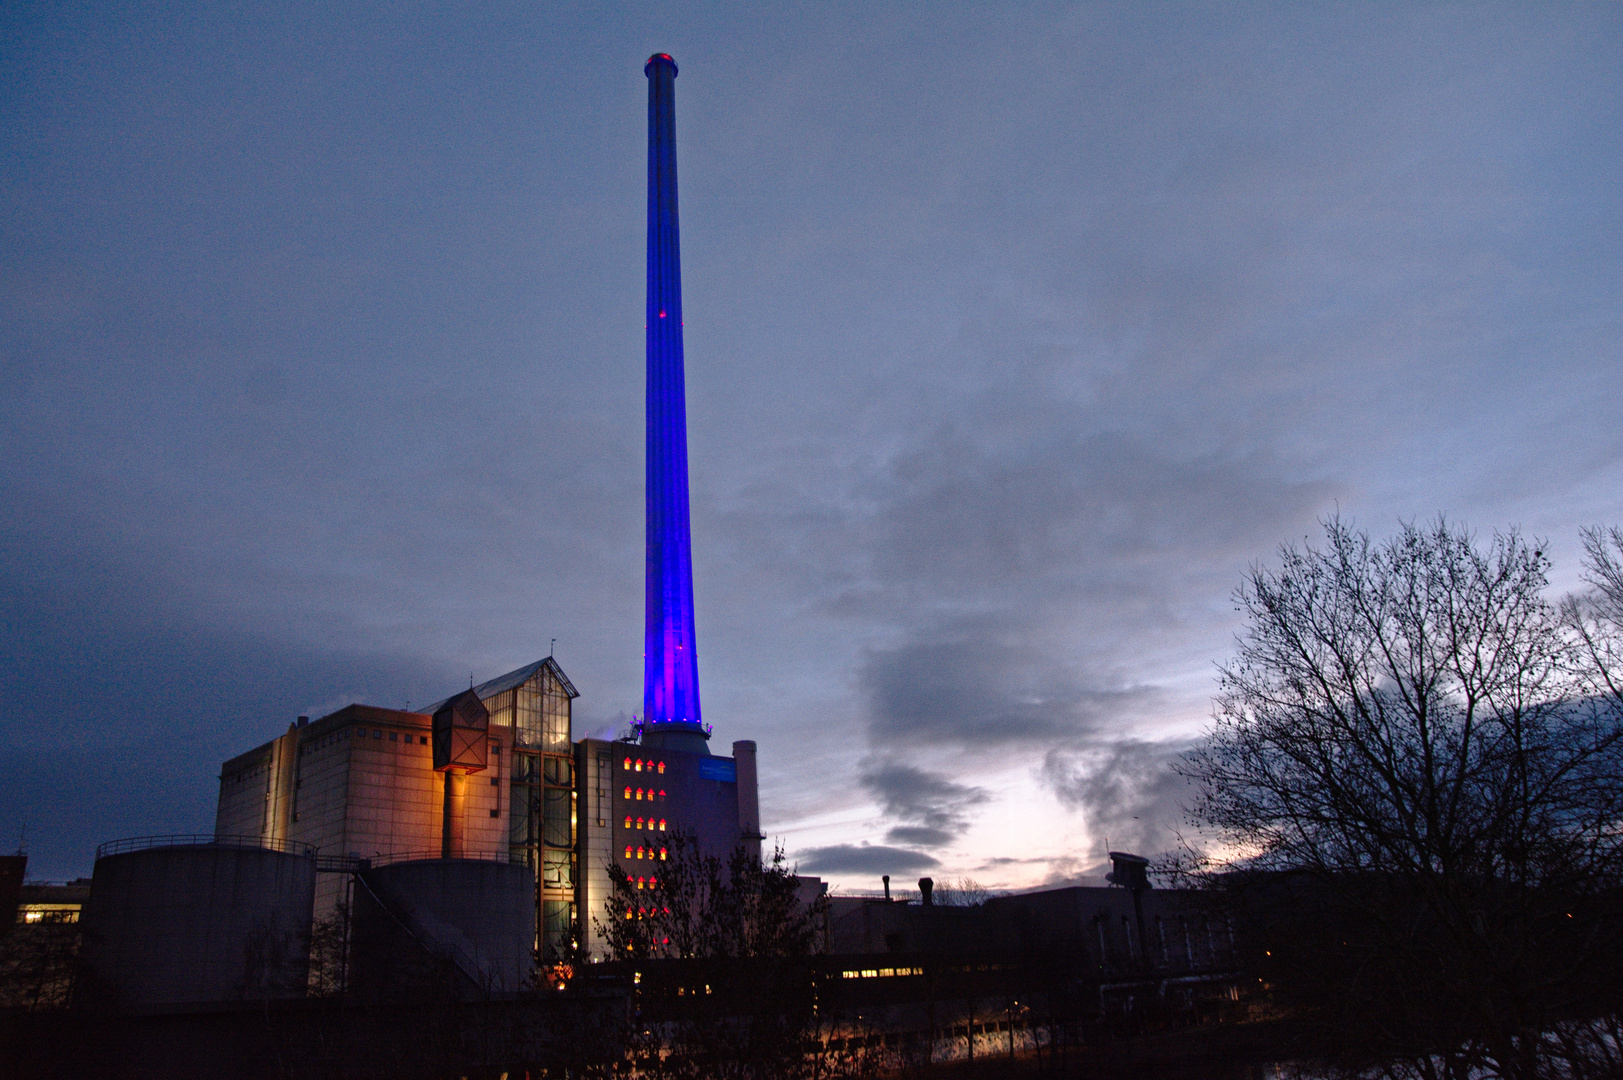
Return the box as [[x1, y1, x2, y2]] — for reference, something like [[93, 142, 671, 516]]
[[640, 53, 708, 754], [733, 740, 762, 863]]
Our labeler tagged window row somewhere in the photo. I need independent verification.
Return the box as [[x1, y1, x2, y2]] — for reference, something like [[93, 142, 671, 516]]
[[354, 727, 428, 746], [511, 753, 572, 787], [624, 757, 666, 774], [624, 787, 667, 802], [624, 906, 671, 923], [623, 816, 668, 832], [623, 845, 668, 861]]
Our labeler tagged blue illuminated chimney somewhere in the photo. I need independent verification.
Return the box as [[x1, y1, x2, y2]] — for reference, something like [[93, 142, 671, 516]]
[[642, 53, 707, 752]]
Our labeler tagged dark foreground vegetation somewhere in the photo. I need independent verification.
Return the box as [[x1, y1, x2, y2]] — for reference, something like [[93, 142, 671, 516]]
[[0, 961, 1273, 1080], [1180, 519, 1623, 1080]]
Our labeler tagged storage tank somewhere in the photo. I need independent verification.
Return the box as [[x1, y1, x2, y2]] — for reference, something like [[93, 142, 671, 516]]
[[350, 855, 535, 1000], [77, 835, 316, 1012]]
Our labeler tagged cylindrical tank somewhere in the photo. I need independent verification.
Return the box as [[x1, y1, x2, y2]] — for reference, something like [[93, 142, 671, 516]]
[[77, 837, 316, 1012], [350, 857, 535, 1000]]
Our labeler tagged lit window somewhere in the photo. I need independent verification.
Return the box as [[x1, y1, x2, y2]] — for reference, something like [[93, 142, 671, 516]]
[[623, 816, 632, 829], [659, 819, 667, 831], [659, 848, 667, 861], [636, 817, 645, 830], [623, 787, 631, 799], [635, 759, 644, 772], [648, 877, 657, 888], [624, 846, 633, 859], [636, 877, 644, 889], [636, 788, 644, 801], [623, 757, 631, 770], [657, 762, 665, 774], [636, 847, 645, 859]]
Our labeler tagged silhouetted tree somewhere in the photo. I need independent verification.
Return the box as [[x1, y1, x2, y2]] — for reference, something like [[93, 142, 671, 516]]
[[595, 833, 842, 1079], [931, 877, 989, 907], [1182, 517, 1623, 1080]]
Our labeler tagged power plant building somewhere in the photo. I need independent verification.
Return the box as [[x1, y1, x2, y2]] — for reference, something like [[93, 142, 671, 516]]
[[209, 51, 763, 975], [215, 661, 761, 963]]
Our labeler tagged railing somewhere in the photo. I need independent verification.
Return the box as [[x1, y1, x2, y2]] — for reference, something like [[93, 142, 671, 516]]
[[363, 849, 520, 870], [95, 834, 317, 860]]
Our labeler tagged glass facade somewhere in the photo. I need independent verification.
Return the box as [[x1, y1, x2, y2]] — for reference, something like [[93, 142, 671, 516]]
[[508, 663, 577, 959]]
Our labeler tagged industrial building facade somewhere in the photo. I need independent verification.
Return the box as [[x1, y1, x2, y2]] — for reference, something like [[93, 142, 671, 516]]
[[214, 657, 759, 964]]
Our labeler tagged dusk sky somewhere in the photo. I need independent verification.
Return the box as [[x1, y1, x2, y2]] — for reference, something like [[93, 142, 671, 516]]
[[4, 3, 1620, 890]]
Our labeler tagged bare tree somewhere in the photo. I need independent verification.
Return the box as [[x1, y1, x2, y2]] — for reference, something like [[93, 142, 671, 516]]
[[1181, 517, 1623, 1080], [594, 833, 841, 1079], [930, 878, 990, 907]]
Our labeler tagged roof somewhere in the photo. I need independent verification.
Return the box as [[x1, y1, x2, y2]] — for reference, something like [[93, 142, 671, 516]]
[[421, 656, 578, 716]]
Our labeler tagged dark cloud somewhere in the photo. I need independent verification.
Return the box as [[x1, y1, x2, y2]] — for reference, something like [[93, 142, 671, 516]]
[[859, 760, 989, 847], [797, 844, 940, 876], [859, 636, 1161, 748], [1040, 740, 1194, 859], [0, 493, 466, 878], [885, 826, 955, 847]]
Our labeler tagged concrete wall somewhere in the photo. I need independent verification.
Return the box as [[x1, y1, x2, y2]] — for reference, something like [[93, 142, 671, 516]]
[[78, 844, 316, 1012], [214, 746, 272, 840]]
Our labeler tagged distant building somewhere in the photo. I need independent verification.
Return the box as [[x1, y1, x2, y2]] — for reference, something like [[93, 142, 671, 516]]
[[15, 880, 92, 926]]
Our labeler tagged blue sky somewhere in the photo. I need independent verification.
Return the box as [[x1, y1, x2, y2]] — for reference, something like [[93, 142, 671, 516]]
[[3, 2, 1620, 888]]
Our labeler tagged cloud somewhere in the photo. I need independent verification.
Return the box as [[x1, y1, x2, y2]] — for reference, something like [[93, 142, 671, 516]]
[[1040, 740, 1194, 858], [797, 844, 940, 875], [859, 634, 1162, 748], [859, 759, 990, 847]]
